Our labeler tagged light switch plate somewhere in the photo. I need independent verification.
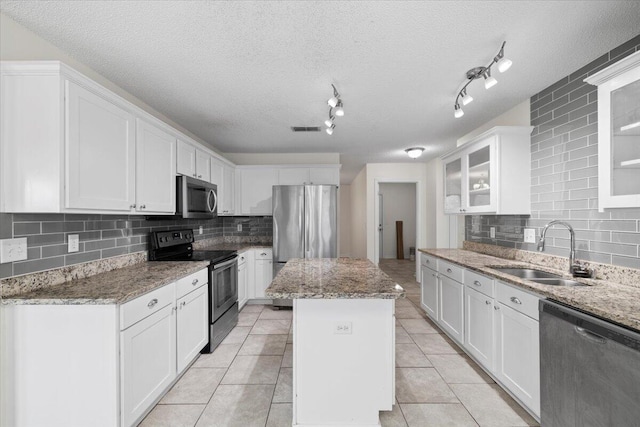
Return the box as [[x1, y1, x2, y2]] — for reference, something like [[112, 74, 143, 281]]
[[68, 234, 80, 253], [490, 227, 496, 239], [0, 238, 28, 263], [237, 224, 242, 232], [199, 226, 203, 235], [524, 228, 537, 243]]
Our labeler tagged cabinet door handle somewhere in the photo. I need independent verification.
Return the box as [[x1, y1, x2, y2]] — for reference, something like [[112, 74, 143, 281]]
[[510, 297, 522, 305], [432, 273, 437, 277], [494, 306, 500, 311], [198, 175, 202, 178], [425, 259, 430, 263], [140, 204, 146, 209], [130, 204, 136, 209], [147, 298, 158, 308], [473, 280, 481, 286], [485, 300, 491, 305], [261, 252, 267, 256], [192, 278, 199, 286], [447, 268, 453, 273], [181, 301, 186, 307]]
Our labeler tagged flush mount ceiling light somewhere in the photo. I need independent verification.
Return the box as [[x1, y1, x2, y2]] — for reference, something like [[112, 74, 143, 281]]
[[405, 147, 425, 158], [454, 41, 512, 118], [325, 84, 344, 136]]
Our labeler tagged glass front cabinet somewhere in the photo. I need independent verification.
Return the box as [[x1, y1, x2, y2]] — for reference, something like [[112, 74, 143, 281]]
[[442, 126, 533, 215], [585, 51, 640, 211]]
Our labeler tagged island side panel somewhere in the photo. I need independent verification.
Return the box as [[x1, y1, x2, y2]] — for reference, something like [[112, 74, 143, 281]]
[[293, 298, 394, 427]]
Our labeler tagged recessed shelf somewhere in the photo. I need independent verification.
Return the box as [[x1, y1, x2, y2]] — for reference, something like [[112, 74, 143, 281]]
[[620, 158, 640, 167], [469, 188, 490, 194], [469, 160, 490, 170]]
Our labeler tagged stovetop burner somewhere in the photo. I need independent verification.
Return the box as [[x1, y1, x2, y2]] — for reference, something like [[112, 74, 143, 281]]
[[148, 229, 236, 264]]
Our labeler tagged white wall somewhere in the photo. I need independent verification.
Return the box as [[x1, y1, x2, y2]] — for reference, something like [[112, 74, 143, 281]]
[[223, 153, 340, 165], [349, 167, 367, 259], [379, 183, 416, 259], [0, 13, 218, 154], [456, 100, 531, 146], [339, 185, 352, 257]]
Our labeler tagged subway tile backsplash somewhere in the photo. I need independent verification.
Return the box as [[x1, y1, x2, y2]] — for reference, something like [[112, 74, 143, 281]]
[[466, 35, 640, 270], [0, 213, 272, 279]]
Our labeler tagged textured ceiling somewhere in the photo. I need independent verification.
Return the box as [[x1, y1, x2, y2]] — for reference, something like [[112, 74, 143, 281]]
[[2, 1, 640, 183]]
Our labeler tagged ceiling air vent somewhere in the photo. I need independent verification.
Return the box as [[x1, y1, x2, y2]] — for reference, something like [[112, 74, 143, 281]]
[[291, 126, 321, 132]]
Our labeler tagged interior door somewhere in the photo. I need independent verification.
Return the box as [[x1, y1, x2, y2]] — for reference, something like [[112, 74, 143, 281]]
[[305, 185, 337, 258]]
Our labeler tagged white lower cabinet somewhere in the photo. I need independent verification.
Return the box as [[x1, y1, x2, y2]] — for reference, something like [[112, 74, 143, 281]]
[[420, 265, 438, 320], [464, 286, 494, 369], [176, 284, 209, 373], [418, 252, 541, 419], [438, 275, 464, 344], [121, 303, 176, 427], [253, 249, 273, 299]]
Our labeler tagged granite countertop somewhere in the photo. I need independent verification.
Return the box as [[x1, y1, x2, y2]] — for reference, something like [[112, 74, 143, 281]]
[[265, 258, 405, 299], [1, 261, 210, 305], [419, 248, 640, 331]]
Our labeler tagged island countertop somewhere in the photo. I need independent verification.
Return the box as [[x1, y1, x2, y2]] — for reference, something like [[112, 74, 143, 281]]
[[265, 258, 405, 299]]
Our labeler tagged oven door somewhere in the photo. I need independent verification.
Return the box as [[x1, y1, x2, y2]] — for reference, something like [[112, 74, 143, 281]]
[[210, 257, 238, 321]]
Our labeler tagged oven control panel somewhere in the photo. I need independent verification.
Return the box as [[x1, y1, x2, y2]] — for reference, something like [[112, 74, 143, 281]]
[[151, 229, 195, 249]]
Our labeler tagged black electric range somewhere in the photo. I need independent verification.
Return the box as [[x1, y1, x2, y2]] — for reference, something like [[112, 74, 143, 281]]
[[149, 229, 238, 353]]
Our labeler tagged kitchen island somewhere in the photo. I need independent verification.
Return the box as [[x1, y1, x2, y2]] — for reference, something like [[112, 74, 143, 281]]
[[266, 258, 405, 427]]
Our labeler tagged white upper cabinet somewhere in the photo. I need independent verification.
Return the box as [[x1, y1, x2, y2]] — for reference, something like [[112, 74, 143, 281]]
[[585, 51, 640, 211], [442, 126, 533, 215], [65, 80, 137, 211], [135, 119, 176, 213], [177, 139, 211, 182], [277, 166, 340, 186], [176, 139, 196, 178], [237, 167, 279, 215], [221, 163, 236, 215]]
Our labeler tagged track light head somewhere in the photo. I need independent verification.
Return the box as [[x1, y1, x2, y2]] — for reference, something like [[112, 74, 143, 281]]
[[461, 89, 473, 106], [334, 100, 344, 117], [497, 56, 512, 73], [454, 103, 464, 118], [326, 124, 335, 135], [483, 69, 497, 89], [328, 96, 338, 108]]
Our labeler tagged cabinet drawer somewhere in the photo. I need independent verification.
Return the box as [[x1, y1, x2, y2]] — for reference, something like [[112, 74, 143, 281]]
[[420, 253, 438, 269], [496, 281, 539, 320], [464, 270, 494, 298], [438, 260, 463, 283], [176, 268, 208, 299], [254, 248, 272, 260], [120, 283, 176, 330]]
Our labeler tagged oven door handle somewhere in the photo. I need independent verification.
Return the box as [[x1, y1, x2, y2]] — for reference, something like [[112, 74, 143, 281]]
[[213, 257, 237, 270]]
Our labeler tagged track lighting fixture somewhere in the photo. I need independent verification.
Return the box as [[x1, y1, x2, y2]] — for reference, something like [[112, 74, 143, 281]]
[[325, 84, 344, 135], [405, 147, 425, 159], [454, 41, 512, 118]]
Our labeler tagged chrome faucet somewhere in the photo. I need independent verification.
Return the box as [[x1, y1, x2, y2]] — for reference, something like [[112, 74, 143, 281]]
[[537, 220, 575, 274]]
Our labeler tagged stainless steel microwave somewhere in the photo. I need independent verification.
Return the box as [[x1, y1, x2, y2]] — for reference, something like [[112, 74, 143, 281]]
[[176, 175, 218, 219]]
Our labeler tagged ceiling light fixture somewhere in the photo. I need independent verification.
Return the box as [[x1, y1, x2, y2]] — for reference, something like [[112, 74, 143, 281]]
[[454, 41, 512, 118], [405, 147, 425, 158], [325, 84, 344, 135]]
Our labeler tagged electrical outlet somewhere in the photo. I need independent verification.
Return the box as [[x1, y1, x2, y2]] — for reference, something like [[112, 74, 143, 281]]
[[68, 234, 79, 253], [524, 228, 537, 243], [490, 227, 496, 239], [237, 224, 242, 232], [199, 226, 203, 235], [334, 322, 352, 334], [0, 238, 28, 263]]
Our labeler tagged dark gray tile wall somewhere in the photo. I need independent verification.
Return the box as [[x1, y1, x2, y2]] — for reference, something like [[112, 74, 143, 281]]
[[466, 35, 640, 269], [0, 213, 272, 279]]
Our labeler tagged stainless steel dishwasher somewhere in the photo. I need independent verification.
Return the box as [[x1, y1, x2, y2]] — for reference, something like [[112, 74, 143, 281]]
[[539, 300, 640, 426]]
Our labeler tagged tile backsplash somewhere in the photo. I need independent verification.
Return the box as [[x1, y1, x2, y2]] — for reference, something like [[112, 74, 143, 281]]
[[0, 213, 272, 279], [465, 35, 640, 270]]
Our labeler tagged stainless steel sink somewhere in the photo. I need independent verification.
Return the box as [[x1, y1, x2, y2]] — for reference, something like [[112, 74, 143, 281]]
[[529, 278, 587, 287], [492, 267, 561, 279], [492, 267, 588, 287]]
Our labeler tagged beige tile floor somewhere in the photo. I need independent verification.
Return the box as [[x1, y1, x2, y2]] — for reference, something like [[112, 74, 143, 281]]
[[140, 259, 539, 427]]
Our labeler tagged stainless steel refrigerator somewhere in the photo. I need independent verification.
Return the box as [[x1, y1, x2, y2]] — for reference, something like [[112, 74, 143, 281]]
[[272, 185, 338, 307]]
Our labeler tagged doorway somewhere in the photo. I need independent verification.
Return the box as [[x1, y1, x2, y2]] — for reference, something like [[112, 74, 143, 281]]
[[378, 183, 417, 260]]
